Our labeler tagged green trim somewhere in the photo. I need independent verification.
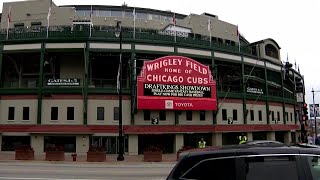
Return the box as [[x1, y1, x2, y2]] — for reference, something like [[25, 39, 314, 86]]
[[130, 43, 136, 125], [217, 93, 243, 99], [0, 44, 3, 88], [42, 88, 83, 94], [83, 42, 90, 125], [3, 49, 41, 54], [264, 61, 270, 124], [0, 89, 38, 94], [246, 95, 267, 101], [241, 55, 247, 124], [280, 67, 286, 124], [174, 111, 179, 125], [87, 88, 130, 94], [37, 42, 45, 124], [212, 50, 216, 125]]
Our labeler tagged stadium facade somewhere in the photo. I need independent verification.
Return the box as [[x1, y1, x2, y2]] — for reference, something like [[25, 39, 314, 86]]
[[0, 0, 305, 155]]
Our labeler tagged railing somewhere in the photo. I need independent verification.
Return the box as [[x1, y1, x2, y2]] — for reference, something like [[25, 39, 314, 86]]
[[0, 26, 253, 55], [268, 89, 283, 97], [217, 84, 242, 93], [88, 78, 129, 89], [1, 78, 39, 88]]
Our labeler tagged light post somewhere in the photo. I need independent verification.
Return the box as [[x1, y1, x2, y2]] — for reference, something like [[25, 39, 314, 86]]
[[115, 21, 124, 161], [311, 88, 320, 144]]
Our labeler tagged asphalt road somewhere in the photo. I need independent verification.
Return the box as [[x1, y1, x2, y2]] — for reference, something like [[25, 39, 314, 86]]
[[0, 161, 176, 180]]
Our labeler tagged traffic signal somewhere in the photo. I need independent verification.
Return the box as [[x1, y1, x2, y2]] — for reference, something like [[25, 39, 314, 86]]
[[295, 76, 303, 93], [302, 103, 308, 120], [151, 117, 159, 124]]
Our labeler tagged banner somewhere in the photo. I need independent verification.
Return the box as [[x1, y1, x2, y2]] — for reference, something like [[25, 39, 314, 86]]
[[310, 104, 320, 117], [137, 56, 216, 110]]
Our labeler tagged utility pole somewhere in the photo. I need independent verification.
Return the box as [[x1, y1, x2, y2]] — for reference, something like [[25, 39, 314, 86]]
[[312, 88, 320, 143]]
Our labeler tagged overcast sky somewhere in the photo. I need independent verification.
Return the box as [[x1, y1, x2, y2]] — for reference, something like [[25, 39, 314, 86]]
[[1, 0, 320, 106]]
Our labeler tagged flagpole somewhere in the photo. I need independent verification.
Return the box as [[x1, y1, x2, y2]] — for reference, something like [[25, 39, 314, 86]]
[[133, 7, 136, 40], [46, 0, 52, 38], [6, 6, 11, 40], [173, 12, 176, 43], [237, 25, 240, 52], [90, 4, 93, 37], [208, 17, 211, 46]]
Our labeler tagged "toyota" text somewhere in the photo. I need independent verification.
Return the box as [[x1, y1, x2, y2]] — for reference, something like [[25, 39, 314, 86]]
[[175, 103, 193, 107]]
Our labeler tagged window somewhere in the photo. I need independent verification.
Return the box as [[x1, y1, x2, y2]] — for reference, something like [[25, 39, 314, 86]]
[[23, 107, 30, 120], [113, 107, 119, 120], [67, 107, 74, 120], [144, 110, 150, 120], [233, 110, 237, 121], [1, 136, 30, 151], [159, 111, 166, 120], [200, 111, 206, 121], [222, 109, 227, 121], [186, 111, 192, 121], [272, 111, 275, 121], [290, 113, 293, 122], [181, 157, 236, 180], [8, 107, 15, 120], [51, 107, 58, 120], [14, 23, 24, 29], [286, 112, 289, 121], [277, 111, 280, 121], [250, 110, 254, 121], [306, 156, 320, 180], [97, 107, 104, 120], [258, 110, 262, 121], [265, 44, 279, 59], [240, 155, 298, 180]]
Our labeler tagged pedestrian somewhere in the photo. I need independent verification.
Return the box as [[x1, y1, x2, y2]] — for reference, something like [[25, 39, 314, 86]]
[[198, 138, 206, 148]]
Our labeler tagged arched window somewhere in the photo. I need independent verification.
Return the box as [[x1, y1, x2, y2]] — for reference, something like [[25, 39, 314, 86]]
[[265, 44, 279, 59]]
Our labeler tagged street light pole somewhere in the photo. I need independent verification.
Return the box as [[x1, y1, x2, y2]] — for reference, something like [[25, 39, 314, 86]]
[[312, 88, 318, 143], [115, 21, 124, 161]]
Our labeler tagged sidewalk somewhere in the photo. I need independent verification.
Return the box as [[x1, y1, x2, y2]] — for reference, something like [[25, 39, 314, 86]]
[[0, 152, 177, 163]]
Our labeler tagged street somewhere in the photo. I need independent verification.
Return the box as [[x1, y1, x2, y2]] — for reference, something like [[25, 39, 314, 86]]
[[0, 161, 176, 180]]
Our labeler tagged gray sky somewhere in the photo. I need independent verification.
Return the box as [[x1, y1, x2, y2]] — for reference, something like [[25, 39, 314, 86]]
[[1, 0, 320, 106]]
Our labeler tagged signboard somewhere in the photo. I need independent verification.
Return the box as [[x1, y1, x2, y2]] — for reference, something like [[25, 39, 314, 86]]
[[47, 79, 80, 86], [310, 104, 320, 117], [246, 87, 263, 95], [296, 93, 304, 103], [137, 56, 217, 110]]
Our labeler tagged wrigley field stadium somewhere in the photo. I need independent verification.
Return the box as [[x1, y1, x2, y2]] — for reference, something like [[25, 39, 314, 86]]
[[0, 0, 306, 157]]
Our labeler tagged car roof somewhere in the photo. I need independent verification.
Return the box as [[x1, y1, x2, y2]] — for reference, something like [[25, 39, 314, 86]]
[[185, 144, 320, 158], [242, 140, 284, 145]]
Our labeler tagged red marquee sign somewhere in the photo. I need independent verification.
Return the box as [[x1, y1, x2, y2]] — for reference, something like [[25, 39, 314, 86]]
[[137, 56, 217, 110]]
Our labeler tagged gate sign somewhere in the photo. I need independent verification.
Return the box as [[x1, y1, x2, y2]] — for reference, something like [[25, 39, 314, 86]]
[[137, 56, 217, 110]]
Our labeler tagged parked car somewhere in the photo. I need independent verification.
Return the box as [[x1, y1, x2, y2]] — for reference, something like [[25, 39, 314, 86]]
[[167, 143, 320, 180]]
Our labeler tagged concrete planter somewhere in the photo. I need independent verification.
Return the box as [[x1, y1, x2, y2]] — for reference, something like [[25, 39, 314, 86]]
[[45, 151, 65, 161], [144, 151, 162, 162], [15, 150, 34, 160], [87, 151, 106, 162]]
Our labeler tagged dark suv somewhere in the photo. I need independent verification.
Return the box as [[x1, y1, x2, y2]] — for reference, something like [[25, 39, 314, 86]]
[[167, 143, 320, 180]]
